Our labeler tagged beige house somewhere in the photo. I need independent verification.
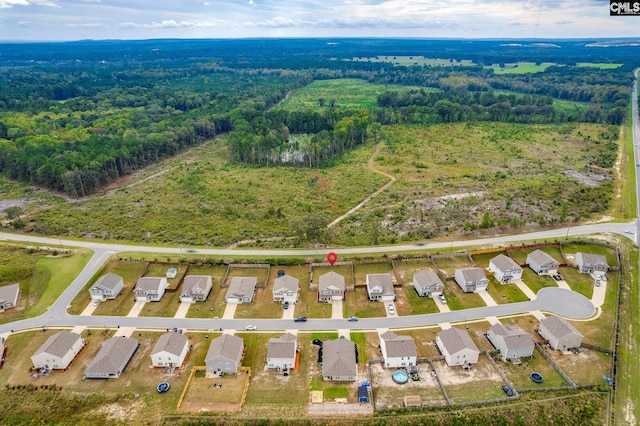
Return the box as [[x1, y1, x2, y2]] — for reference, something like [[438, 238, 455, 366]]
[[266, 333, 297, 370], [151, 331, 189, 368], [538, 315, 583, 351], [89, 273, 124, 301], [436, 327, 480, 367], [272, 275, 299, 304], [133, 277, 168, 302], [205, 334, 244, 374], [180, 275, 213, 303], [85, 337, 139, 379], [454, 268, 488, 293], [412, 269, 444, 297], [0, 283, 19, 312], [366, 273, 395, 301], [380, 330, 417, 368], [31, 331, 85, 370], [318, 271, 345, 302], [225, 277, 257, 304], [322, 338, 357, 382], [488, 254, 523, 284], [526, 250, 559, 275]]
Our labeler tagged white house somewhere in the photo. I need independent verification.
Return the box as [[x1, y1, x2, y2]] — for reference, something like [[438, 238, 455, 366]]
[[266, 333, 297, 370], [0, 283, 20, 312], [133, 277, 168, 302], [538, 315, 583, 351], [365, 273, 395, 302], [180, 275, 213, 303], [488, 254, 523, 284], [526, 250, 559, 275], [412, 269, 444, 297], [436, 327, 480, 367], [225, 277, 257, 304], [379, 330, 417, 368], [151, 331, 189, 368], [318, 271, 345, 303], [574, 252, 609, 277], [31, 331, 85, 370], [272, 275, 299, 304], [487, 323, 535, 360], [205, 334, 244, 374], [85, 337, 139, 379], [454, 268, 489, 293], [89, 273, 124, 301]]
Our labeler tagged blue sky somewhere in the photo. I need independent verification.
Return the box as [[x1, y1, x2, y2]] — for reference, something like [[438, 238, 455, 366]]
[[0, 0, 637, 41]]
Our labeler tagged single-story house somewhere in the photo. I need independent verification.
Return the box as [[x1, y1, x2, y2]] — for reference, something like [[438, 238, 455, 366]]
[[85, 336, 139, 379], [133, 277, 168, 302], [89, 273, 124, 301], [380, 330, 417, 369], [574, 252, 609, 277], [272, 275, 299, 304], [322, 338, 357, 382], [205, 334, 244, 374], [487, 323, 535, 361], [150, 331, 189, 368], [266, 332, 297, 370], [538, 315, 583, 351], [488, 254, 523, 284], [180, 275, 213, 303], [225, 277, 257, 304], [31, 331, 85, 370], [412, 269, 444, 297], [454, 268, 489, 293], [0, 283, 20, 312], [318, 271, 345, 303], [526, 250, 559, 276], [365, 273, 395, 302], [435, 327, 480, 367]]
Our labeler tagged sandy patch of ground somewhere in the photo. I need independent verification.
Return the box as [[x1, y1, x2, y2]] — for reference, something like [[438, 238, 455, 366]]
[[369, 362, 446, 408], [433, 357, 501, 386], [563, 169, 611, 187]]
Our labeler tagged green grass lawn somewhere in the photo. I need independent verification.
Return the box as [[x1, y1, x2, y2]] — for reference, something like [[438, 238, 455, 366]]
[[577, 62, 623, 69], [486, 62, 555, 74], [498, 347, 568, 389], [343, 287, 387, 318], [444, 280, 486, 311], [353, 262, 394, 286], [558, 267, 594, 299], [433, 255, 475, 278], [401, 284, 440, 315], [520, 268, 557, 294], [486, 278, 529, 304]]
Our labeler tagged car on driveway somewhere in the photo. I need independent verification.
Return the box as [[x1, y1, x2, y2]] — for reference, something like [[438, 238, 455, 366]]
[[388, 304, 395, 315], [502, 384, 514, 397], [439, 294, 447, 304], [284, 301, 289, 309], [347, 316, 359, 322], [294, 316, 307, 322], [92, 300, 100, 306], [245, 325, 257, 331], [553, 274, 563, 281]]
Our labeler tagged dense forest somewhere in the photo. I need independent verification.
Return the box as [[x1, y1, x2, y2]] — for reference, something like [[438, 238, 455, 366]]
[[0, 38, 635, 196]]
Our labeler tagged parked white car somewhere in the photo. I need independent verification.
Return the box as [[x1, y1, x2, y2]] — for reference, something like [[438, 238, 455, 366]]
[[388, 304, 395, 315]]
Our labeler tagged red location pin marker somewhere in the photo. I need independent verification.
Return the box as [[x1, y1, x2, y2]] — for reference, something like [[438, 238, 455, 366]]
[[327, 252, 338, 266]]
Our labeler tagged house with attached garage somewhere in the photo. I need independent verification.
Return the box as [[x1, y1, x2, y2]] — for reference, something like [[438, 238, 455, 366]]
[[31, 331, 85, 370], [366, 273, 395, 301], [150, 331, 189, 368], [526, 249, 559, 276], [225, 277, 257, 304], [84, 336, 139, 379], [180, 275, 213, 303], [412, 269, 444, 297], [487, 323, 534, 361], [380, 330, 417, 368], [266, 332, 297, 370], [89, 273, 124, 301], [488, 254, 523, 284], [454, 267, 489, 293], [574, 252, 609, 277], [205, 334, 244, 374], [272, 275, 299, 304], [538, 315, 583, 351], [0, 283, 19, 312], [322, 338, 357, 382], [436, 327, 480, 367], [318, 271, 345, 303], [133, 277, 168, 302]]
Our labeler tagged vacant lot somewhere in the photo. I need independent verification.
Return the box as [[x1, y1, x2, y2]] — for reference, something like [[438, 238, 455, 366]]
[[544, 346, 612, 386]]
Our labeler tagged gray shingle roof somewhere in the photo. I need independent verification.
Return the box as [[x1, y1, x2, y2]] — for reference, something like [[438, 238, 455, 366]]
[[226, 277, 257, 297], [135, 277, 165, 291], [85, 337, 138, 376], [437, 328, 479, 355], [576, 252, 608, 266], [182, 275, 212, 296], [528, 249, 557, 266], [540, 315, 582, 340], [367, 274, 394, 295], [206, 334, 244, 363], [318, 272, 345, 292], [413, 269, 442, 288], [33, 331, 82, 358], [380, 330, 417, 358], [273, 275, 299, 293], [490, 254, 522, 272], [267, 333, 297, 359], [152, 331, 188, 357], [93, 273, 123, 291], [322, 338, 357, 378], [490, 323, 534, 350], [458, 267, 487, 282]]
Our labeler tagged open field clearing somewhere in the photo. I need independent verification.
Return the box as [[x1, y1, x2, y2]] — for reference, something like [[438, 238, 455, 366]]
[[349, 56, 475, 67], [486, 62, 556, 74]]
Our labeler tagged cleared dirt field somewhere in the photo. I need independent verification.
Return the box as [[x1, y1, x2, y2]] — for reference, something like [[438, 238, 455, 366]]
[[369, 362, 446, 409], [436, 354, 506, 403], [179, 370, 247, 413]]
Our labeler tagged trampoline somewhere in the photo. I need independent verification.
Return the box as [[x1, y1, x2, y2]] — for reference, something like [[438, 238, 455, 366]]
[[529, 372, 544, 383], [157, 382, 170, 393]]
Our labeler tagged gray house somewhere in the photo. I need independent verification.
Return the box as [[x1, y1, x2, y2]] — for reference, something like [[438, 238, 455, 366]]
[[89, 273, 124, 301], [322, 338, 357, 382], [454, 268, 489, 293], [150, 331, 189, 368], [272, 275, 299, 304], [526, 250, 559, 276], [85, 337, 139, 379], [574, 252, 609, 277], [436, 327, 480, 367], [266, 332, 297, 370], [365, 274, 395, 302], [487, 323, 534, 361], [538, 315, 583, 351], [205, 334, 244, 374], [225, 277, 257, 304], [318, 271, 345, 303], [488, 254, 523, 284], [412, 269, 444, 297], [180, 275, 213, 303], [379, 330, 417, 368], [0, 283, 19, 311]]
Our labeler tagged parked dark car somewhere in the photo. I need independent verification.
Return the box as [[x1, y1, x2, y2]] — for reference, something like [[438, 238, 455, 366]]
[[284, 301, 289, 309], [502, 384, 514, 397], [294, 316, 307, 322]]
